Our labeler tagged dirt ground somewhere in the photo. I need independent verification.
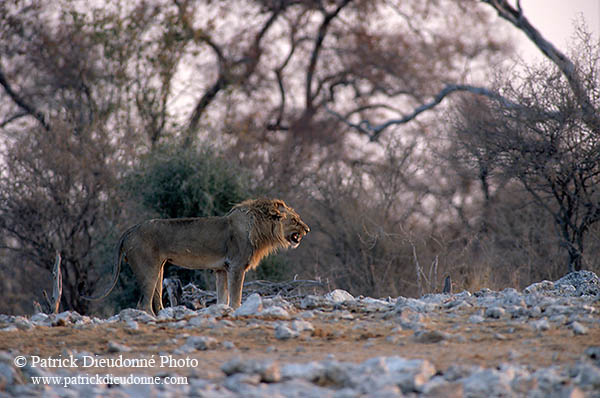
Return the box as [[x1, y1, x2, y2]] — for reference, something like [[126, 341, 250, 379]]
[[2, 303, 599, 381]]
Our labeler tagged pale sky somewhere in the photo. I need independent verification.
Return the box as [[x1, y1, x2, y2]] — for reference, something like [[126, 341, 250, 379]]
[[516, 0, 600, 61]]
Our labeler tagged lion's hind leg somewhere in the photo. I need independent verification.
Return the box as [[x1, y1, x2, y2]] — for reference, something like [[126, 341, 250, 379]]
[[128, 249, 162, 316]]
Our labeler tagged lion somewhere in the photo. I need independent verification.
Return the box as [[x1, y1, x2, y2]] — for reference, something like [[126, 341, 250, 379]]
[[83, 198, 309, 315]]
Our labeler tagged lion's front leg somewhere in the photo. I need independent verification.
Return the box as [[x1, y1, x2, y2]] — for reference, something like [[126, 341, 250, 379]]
[[216, 270, 229, 306], [227, 267, 246, 309], [152, 263, 165, 315]]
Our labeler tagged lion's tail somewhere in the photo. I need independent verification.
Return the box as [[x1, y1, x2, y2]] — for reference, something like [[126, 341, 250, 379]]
[[81, 225, 137, 301]]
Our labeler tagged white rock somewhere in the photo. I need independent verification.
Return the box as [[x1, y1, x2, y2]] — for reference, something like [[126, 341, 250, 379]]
[[14, 317, 34, 331], [234, 293, 263, 317], [257, 306, 290, 319], [221, 358, 281, 383], [275, 324, 299, 340], [291, 320, 315, 332], [281, 362, 326, 381], [571, 321, 588, 335], [530, 319, 550, 332], [202, 304, 233, 318], [462, 368, 513, 397], [157, 305, 196, 320], [524, 280, 554, 294], [188, 316, 217, 328], [468, 315, 485, 324], [574, 363, 600, 389], [107, 341, 132, 352], [116, 308, 155, 323], [325, 289, 354, 303], [125, 320, 139, 330], [30, 313, 51, 326], [484, 306, 506, 319], [184, 335, 218, 351], [396, 298, 439, 313]]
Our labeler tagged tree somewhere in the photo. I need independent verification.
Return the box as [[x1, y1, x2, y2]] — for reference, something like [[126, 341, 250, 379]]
[[449, 27, 600, 272], [0, 122, 120, 313], [0, 1, 131, 313]]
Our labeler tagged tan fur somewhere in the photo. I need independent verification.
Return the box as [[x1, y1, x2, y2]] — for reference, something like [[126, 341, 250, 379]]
[[84, 198, 309, 315]]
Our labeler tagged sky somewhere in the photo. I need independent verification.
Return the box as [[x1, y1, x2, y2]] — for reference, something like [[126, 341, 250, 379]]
[[515, 0, 600, 61]]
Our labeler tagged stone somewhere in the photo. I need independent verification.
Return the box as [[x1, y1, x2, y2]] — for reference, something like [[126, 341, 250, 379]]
[[184, 335, 218, 351], [157, 305, 197, 320], [413, 330, 448, 344], [395, 298, 439, 313], [468, 314, 485, 324], [14, 317, 34, 331], [274, 324, 299, 340], [281, 362, 326, 381], [291, 320, 315, 332], [555, 271, 600, 296], [484, 306, 506, 319], [462, 368, 514, 397], [257, 306, 290, 319], [584, 346, 600, 365], [107, 341, 132, 353], [325, 289, 354, 303], [422, 376, 463, 398], [51, 311, 81, 326], [125, 320, 139, 330], [202, 304, 233, 318], [233, 293, 263, 317], [524, 280, 555, 294], [531, 319, 551, 332], [571, 321, 588, 335], [574, 363, 600, 390], [30, 313, 51, 326], [188, 315, 217, 328], [221, 358, 282, 383], [115, 308, 155, 323]]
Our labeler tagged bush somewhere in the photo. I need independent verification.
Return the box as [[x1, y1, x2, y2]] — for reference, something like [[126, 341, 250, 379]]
[[125, 145, 252, 219]]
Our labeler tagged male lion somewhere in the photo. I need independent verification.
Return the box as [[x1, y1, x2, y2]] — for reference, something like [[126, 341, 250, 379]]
[[84, 198, 309, 315]]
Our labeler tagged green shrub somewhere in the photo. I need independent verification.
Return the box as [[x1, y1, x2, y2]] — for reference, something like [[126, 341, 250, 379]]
[[125, 145, 251, 219]]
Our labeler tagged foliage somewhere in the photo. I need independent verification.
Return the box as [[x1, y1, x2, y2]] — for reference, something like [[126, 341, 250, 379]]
[[125, 145, 252, 219]]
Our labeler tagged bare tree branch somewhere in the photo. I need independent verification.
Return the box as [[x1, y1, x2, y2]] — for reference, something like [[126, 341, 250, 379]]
[[326, 84, 522, 141], [186, 4, 285, 141], [0, 111, 27, 128], [305, 0, 352, 110], [0, 68, 50, 131]]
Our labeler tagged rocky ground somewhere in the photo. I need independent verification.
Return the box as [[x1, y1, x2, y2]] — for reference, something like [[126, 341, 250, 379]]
[[0, 271, 599, 397]]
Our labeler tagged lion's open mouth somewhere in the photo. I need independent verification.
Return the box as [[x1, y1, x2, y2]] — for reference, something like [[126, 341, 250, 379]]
[[288, 232, 301, 246]]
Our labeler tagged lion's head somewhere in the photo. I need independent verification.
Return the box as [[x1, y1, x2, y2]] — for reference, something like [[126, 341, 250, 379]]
[[277, 201, 310, 249], [232, 198, 309, 259]]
